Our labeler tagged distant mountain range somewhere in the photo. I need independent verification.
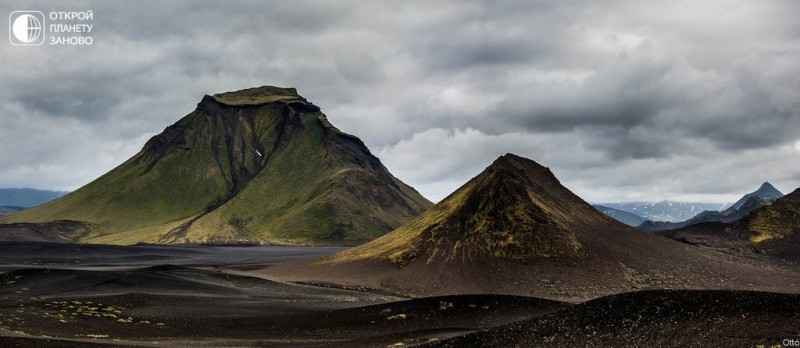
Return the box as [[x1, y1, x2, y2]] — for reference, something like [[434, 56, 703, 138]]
[[262, 154, 796, 300], [638, 183, 783, 232], [597, 201, 726, 223], [592, 205, 647, 227], [0, 189, 67, 208], [0, 206, 25, 216]]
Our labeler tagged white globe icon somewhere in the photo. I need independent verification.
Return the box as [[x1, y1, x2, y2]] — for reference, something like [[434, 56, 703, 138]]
[[12, 14, 42, 43]]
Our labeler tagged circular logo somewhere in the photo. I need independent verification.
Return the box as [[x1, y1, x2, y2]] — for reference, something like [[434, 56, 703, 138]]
[[12, 13, 42, 43]]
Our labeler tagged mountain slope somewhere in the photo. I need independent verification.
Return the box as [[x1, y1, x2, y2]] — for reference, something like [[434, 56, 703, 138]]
[[262, 154, 800, 300], [639, 182, 783, 232], [593, 205, 646, 227], [0, 86, 432, 245]]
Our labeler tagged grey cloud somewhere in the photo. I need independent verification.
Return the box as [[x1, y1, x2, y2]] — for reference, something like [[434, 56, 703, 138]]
[[12, 72, 124, 121], [335, 53, 383, 84], [418, 32, 555, 73], [0, 0, 799, 203]]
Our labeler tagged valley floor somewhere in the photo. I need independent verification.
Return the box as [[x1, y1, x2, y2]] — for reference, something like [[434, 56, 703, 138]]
[[0, 242, 797, 347]]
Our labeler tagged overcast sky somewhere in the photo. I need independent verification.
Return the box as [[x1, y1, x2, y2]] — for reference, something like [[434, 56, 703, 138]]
[[2, 0, 800, 203]]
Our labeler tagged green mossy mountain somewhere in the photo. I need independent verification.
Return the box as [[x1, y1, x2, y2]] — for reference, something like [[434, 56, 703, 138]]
[[0, 86, 433, 245]]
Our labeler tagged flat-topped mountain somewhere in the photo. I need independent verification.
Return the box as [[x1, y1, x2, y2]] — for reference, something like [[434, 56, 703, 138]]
[[0, 86, 432, 245]]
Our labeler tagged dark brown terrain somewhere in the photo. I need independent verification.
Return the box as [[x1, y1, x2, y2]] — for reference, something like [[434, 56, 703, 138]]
[[262, 154, 800, 301], [0, 221, 89, 243], [3, 154, 800, 347], [0, 243, 572, 347], [429, 290, 800, 347], [2, 243, 798, 347]]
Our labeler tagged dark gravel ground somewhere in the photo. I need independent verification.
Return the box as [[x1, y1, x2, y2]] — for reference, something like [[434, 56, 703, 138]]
[[430, 290, 800, 348]]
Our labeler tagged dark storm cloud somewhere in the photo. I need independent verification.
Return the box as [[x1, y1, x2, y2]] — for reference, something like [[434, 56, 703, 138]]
[[12, 71, 124, 120], [1, 0, 800, 203], [494, 56, 675, 133], [418, 31, 555, 73]]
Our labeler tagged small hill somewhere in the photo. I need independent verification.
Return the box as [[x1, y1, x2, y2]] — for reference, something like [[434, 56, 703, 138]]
[[0, 86, 432, 245], [262, 154, 800, 300], [593, 205, 646, 227]]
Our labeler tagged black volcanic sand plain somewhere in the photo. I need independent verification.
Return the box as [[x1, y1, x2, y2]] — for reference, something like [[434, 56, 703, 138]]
[[429, 290, 800, 348], [0, 241, 347, 272], [2, 243, 800, 347], [0, 242, 565, 347]]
